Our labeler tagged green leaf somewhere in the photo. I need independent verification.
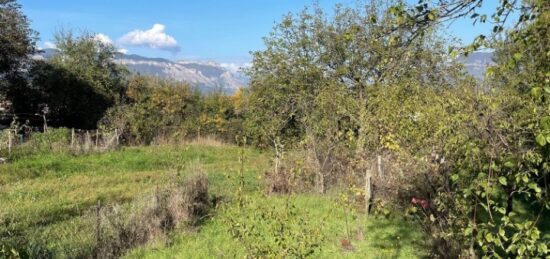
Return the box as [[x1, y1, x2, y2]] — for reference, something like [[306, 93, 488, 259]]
[[531, 87, 543, 98], [518, 244, 526, 255], [485, 233, 493, 242], [498, 228, 506, 237], [486, 66, 495, 77], [541, 116, 550, 129], [536, 134, 547, 146], [498, 176, 507, 186], [464, 227, 473, 236], [528, 183, 541, 193], [513, 53, 523, 61]]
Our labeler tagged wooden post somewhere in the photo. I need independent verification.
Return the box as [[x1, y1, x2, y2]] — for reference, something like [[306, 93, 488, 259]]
[[42, 114, 48, 133], [71, 128, 75, 148], [86, 131, 91, 151], [95, 200, 101, 245], [7, 129, 12, 155], [95, 129, 99, 148], [365, 169, 372, 215], [115, 129, 119, 147]]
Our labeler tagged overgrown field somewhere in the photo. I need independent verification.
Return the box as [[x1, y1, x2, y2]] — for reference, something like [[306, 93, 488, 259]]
[[1, 143, 427, 258]]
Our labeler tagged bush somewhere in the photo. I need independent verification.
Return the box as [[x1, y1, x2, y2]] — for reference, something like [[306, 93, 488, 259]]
[[224, 196, 325, 258], [263, 152, 315, 194], [0, 128, 71, 159], [94, 171, 210, 258]]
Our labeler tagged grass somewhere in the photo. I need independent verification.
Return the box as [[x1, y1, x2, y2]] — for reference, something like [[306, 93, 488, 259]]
[[1, 143, 428, 258], [126, 193, 427, 259]]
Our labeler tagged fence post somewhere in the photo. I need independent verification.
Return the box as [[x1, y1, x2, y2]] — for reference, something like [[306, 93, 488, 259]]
[[365, 169, 372, 216], [95, 129, 99, 149], [7, 129, 12, 155], [86, 131, 91, 151], [115, 129, 119, 147], [95, 200, 101, 245], [71, 128, 75, 148]]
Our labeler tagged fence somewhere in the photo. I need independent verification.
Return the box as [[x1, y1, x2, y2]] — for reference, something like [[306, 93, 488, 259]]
[[0, 128, 120, 156]]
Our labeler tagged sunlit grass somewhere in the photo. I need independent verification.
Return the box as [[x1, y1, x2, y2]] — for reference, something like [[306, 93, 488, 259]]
[[1, 144, 428, 258], [126, 194, 427, 259]]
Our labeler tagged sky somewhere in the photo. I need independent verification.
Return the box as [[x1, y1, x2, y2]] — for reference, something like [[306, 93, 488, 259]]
[[19, 0, 504, 65]]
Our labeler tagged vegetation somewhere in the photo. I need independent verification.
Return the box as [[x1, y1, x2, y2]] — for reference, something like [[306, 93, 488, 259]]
[[0, 139, 426, 258], [0, 0, 37, 101], [101, 76, 243, 144], [1, 0, 548, 258]]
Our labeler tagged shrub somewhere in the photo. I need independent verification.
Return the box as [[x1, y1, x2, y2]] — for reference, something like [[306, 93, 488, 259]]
[[93, 171, 210, 258], [263, 152, 315, 194], [224, 196, 325, 258], [0, 128, 71, 159]]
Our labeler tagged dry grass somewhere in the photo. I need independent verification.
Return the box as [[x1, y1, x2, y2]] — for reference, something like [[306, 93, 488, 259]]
[[151, 135, 227, 147], [184, 136, 227, 147], [94, 171, 210, 258]]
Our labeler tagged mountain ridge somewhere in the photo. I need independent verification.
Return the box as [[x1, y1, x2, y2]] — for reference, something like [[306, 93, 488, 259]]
[[38, 48, 248, 93], [37, 49, 493, 92]]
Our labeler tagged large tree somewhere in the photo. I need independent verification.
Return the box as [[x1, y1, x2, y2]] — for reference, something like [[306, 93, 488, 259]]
[[245, 1, 469, 192], [9, 30, 128, 129], [0, 0, 37, 101]]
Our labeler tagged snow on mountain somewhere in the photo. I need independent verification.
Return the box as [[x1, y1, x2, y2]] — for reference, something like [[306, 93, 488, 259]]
[[115, 54, 248, 93]]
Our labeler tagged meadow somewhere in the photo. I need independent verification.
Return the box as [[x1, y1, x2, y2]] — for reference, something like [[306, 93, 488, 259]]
[[1, 140, 427, 258]]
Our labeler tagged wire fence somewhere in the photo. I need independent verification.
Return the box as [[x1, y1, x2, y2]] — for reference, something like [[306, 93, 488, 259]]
[[0, 128, 120, 157]]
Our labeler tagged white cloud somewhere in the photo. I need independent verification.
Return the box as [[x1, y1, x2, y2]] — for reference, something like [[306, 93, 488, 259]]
[[118, 24, 180, 53], [44, 41, 57, 49], [94, 33, 129, 54], [94, 33, 113, 45]]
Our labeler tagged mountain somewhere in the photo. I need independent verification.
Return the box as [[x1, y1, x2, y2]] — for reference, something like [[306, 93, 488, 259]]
[[37, 49, 248, 93], [457, 51, 495, 80], [37, 49, 493, 91], [116, 54, 248, 93]]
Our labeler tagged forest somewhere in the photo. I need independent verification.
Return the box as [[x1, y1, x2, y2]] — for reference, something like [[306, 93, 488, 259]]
[[1, 0, 549, 258]]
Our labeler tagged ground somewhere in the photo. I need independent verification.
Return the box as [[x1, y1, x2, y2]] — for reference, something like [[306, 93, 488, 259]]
[[0, 143, 427, 258]]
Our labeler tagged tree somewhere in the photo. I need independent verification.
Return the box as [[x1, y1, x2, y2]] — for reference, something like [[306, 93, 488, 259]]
[[245, 1, 468, 191], [51, 30, 127, 104], [395, 1, 550, 257], [9, 30, 128, 129], [0, 0, 37, 102]]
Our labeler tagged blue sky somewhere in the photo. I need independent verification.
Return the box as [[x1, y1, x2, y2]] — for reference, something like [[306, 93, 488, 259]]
[[20, 0, 503, 64]]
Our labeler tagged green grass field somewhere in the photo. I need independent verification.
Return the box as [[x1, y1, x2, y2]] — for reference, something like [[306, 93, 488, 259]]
[[1, 143, 427, 258]]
